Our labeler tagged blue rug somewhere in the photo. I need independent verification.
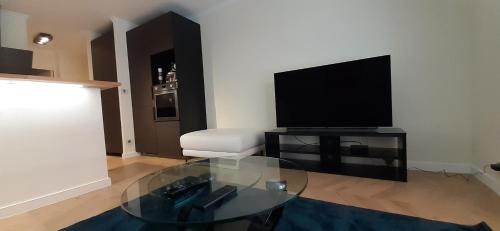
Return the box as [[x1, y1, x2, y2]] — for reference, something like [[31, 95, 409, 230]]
[[61, 197, 491, 231]]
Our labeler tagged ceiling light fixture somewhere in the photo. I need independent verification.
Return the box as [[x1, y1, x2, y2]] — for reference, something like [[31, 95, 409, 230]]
[[33, 33, 53, 45]]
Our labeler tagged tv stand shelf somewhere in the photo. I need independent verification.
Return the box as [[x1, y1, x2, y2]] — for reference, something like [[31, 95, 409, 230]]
[[265, 128, 407, 181], [279, 144, 401, 159]]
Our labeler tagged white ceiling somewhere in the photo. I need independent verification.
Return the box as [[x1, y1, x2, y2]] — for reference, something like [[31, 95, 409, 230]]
[[0, 0, 228, 32]]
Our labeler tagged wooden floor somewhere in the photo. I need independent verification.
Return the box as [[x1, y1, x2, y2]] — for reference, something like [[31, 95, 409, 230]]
[[1, 156, 499, 230]]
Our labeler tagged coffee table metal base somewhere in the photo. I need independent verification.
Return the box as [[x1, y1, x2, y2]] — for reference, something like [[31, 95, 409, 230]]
[[141, 206, 285, 231], [247, 206, 284, 231]]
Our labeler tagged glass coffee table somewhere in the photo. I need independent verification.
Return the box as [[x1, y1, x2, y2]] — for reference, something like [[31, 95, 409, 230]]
[[121, 156, 308, 230]]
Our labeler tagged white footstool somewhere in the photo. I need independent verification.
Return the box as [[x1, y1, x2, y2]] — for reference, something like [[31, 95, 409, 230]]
[[180, 128, 265, 160]]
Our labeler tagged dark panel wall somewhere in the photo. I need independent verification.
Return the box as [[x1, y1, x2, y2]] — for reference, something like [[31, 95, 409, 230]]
[[156, 121, 182, 158], [91, 31, 118, 82], [100, 89, 123, 154], [91, 30, 123, 155], [173, 14, 207, 135]]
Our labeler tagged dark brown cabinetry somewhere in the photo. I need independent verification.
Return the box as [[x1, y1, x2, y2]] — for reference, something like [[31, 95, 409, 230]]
[[127, 12, 207, 158], [91, 30, 123, 155]]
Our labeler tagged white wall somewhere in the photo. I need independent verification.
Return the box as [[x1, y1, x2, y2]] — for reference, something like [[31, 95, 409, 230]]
[[199, 0, 474, 165], [0, 82, 110, 218], [28, 22, 90, 81], [471, 0, 500, 193], [0, 8, 90, 81], [111, 17, 138, 157], [84, 18, 138, 158], [0, 9, 29, 50]]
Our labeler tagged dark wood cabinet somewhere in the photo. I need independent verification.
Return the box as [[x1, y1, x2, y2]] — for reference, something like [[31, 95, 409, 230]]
[[91, 30, 123, 155], [127, 12, 207, 158], [172, 16, 207, 135], [155, 121, 182, 158], [132, 106, 158, 154], [127, 54, 154, 108], [100, 89, 123, 154]]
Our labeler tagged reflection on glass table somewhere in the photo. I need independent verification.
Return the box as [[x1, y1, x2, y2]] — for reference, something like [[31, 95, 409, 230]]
[[121, 156, 308, 230]]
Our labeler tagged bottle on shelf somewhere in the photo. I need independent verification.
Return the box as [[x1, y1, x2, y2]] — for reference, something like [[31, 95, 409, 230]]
[[167, 63, 177, 82], [166, 63, 178, 89], [158, 68, 164, 84]]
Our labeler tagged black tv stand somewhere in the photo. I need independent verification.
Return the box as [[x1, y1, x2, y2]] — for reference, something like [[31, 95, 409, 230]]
[[265, 127, 407, 182], [286, 127, 379, 132]]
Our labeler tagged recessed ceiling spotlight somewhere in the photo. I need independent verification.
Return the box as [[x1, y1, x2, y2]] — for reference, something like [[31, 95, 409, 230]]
[[33, 33, 53, 45]]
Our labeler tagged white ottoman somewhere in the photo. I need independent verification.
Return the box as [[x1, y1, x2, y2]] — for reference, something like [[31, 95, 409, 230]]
[[180, 128, 265, 159]]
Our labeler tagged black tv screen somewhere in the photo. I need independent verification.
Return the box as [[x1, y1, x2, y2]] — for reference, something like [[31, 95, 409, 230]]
[[274, 55, 392, 128]]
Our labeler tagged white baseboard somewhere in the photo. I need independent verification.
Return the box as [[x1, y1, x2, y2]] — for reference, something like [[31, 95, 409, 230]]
[[0, 177, 111, 219], [471, 165, 500, 196], [407, 160, 473, 174], [122, 151, 140, 159]]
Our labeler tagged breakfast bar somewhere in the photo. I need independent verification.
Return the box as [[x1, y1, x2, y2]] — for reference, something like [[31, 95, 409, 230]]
[[0, 73, 120, 218]]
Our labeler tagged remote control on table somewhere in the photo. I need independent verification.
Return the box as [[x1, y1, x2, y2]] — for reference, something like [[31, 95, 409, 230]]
[[193, 185, 237, 211], [163, 176, 210, 199]]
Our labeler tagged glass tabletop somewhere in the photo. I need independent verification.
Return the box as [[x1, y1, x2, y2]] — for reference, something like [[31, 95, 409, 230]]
[[121, 156, 308, 226]]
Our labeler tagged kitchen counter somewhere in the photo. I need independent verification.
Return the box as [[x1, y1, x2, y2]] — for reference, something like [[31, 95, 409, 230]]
[[0, 73, 121, 90], [0, 74, 118, 218]]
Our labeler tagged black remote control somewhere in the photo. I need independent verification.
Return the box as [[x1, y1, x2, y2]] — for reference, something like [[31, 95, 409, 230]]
[[193, 185, 237, 211], [163, 176, 210, 199], [491, 163, 500, 171]]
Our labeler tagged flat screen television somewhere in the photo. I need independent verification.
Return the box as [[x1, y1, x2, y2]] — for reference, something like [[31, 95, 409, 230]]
[[274, 55, 392, 128]]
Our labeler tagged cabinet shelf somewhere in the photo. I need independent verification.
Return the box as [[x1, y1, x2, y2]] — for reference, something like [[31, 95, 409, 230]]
[[340, 146, 400, 159], [280, 144, 320, 154], [279, 144, 401, 159], [282, 159, 404, 181]]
